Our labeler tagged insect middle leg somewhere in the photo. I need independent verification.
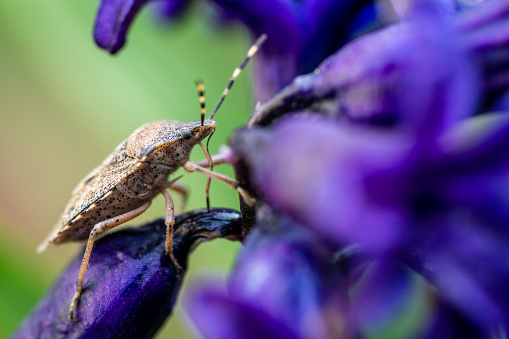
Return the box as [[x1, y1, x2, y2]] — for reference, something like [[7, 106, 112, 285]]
[[164, 181, 188, 214], [195, 146, 233, 168], [159, 188, 183, 274], [69, 200, 151, 321]]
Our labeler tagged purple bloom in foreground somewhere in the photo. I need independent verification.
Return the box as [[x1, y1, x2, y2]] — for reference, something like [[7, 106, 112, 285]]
[[238, 111, 509, 334], [226, 3, 509, 328], [11, 209, 241, 339], [187, 205, 486, 338], [187, 205, 354, 339], [249, 0, 509, 127]]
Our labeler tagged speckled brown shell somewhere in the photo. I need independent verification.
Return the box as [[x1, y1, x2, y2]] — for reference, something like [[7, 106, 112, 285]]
[[41, 140, 144, 245], [38, 120, 216, 250]]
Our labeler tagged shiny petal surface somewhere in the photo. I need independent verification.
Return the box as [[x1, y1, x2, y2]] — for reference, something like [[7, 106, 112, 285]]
[[94, 0, 149, 54]]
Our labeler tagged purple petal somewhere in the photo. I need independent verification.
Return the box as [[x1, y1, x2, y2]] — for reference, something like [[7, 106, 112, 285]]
[[351, 258, 484, 338], [208, 0, 380, 101], [94, 0, 149, 54], [249, 7, 480, 133], [420, 216, 509, 332], [187, 282, 300, 339], [187, 205, 355, 339], [209, 0, 301, 56], [299, 0, 374, 70], [248, 118, 412, 252], [151, 0, 190, 21], [436, 114, 509, 229], [209, 0, 302, 101], [11, 209, 241, 339], [455, 0, 509, 102]]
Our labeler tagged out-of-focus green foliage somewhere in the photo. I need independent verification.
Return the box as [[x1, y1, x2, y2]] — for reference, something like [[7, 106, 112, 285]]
[[0, 1, 252, 337]]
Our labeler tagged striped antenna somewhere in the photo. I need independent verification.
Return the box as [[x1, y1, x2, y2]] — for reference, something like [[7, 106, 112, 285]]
[[209, 34, 267, 120], [196, 81, 206, 126]]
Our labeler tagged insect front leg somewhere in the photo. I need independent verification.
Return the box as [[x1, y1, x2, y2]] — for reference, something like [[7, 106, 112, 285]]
[[182, 161, 255, 207], [194, 146, 234, 168], [159, 188, 183, 275], [198, 142, 214, 211], [69, 200, 151, 322]]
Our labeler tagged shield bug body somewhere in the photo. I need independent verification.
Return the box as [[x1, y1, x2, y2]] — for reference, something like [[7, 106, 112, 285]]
[[37, 34, 266, 321]]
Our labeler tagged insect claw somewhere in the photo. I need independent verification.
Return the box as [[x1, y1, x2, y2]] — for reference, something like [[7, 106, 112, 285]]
[[68, 309, 77, 322], [68, 303, 78, 322], [166, 250, 184, 277], [68, 284, 82, 321], [238, 187, 256, 207]]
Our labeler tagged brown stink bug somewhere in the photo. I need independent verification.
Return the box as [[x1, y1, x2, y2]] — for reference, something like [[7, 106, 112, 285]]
[[37, 34, 266, 321]]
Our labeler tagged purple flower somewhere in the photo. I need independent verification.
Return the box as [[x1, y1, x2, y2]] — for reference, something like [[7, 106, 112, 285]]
[[85, 0, 509, 337], [187, 205, 486, 338], [248, 0, 509, 127], [11, 209, 241, 339], [186, 205, 355, 339], [226, 3, 509, 330], [93, 0, 189, 53], [94, 0, 145, 54], [237, 108, 509, 334], [93, 0, 378, 100]]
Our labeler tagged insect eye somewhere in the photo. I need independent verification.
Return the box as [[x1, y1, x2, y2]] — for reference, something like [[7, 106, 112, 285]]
[[191, 127, 200, 136], [181, 129, 192, 140]]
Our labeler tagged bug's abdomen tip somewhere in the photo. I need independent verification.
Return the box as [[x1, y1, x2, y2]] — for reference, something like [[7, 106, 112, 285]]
[[36, 241, 49, 254]]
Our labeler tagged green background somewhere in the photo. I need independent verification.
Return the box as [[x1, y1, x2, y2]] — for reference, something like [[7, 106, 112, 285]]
[[0, 1, 252, 337]]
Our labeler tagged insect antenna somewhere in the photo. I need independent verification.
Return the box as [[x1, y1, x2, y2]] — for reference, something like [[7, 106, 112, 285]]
[[195, 81, 213, 209], [209, 34, 267, 120], [196, 80, 206, 126], [201, 34, 266, 210]]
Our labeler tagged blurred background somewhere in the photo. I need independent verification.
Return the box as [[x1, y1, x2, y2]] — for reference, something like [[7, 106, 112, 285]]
[[0, 1, 253, 337]]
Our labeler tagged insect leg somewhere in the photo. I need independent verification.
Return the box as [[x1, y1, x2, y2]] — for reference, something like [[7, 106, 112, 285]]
[[68, 200, 151, 322], [182, 161, 255, 207], [159, 188, 183, 275], [198, 142, 214, 211], [195, 146, 234, 168], [163, 176, 188, 214], [167, 182, 188, 214], [209, 34, 267, 120]]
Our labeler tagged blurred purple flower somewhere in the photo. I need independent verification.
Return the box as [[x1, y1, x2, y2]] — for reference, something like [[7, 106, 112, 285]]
[[186, 205, 355, 339], [228, 3, 509, 329], [187, 205, 486, 338], [238, 110, 509, 334], [11, 209, 241, 339], [93, 0, 189, 53], [152, 0, 190, 22], [248, 0, 509, 127]]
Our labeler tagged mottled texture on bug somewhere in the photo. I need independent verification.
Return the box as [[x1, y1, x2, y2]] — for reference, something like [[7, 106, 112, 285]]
[[38, 120, 215, 248]]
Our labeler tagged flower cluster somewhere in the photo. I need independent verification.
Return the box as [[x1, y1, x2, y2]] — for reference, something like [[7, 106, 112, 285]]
[[221, 1, 509, 337], [13, 0, 509, 338], [11, 209, 242, 338]]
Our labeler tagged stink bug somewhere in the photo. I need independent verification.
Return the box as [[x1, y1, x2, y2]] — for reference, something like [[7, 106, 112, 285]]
[[37, 34, 266, 321]]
